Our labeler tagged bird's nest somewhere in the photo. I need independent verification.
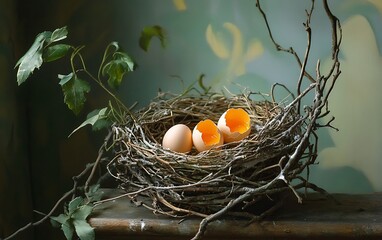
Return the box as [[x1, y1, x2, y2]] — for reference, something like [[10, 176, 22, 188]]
[[103, 1, 342, 238], [107, 91, 305, 216]]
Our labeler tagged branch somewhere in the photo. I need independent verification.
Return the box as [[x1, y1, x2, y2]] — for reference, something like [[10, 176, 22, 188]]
[[2, 190, 74, 240], [323, 0, 340, 59], [255, 0, 316, 83], [2, 132, 113, 240]]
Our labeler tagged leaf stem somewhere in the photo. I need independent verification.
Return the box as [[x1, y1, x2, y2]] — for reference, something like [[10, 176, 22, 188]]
[[69, 44, 136, 124]]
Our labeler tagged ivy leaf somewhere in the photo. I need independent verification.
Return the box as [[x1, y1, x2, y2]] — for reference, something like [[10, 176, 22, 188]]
[[73, 219, 95, 240], [15, 26, 68, 85], [68, 196, 84, 215], [139, 25, 167, 52], [86, 184, 104, 202], [58, 73, 91, 115], [87, 184, 100, 195], [51, 214, 70, 228], [15, 31, 52, 85], [102, 52, 135, 89], [68, 107, 109, 137], [49, 26, 68, 43], [72, 205, 93, 221], [43, 44, 71, 62], [62, 219, 75, 240]]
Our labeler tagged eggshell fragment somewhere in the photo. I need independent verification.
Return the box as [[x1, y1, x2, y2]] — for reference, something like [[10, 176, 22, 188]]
[[218, 108, 251, 143], [162, 124, 193, 153], [192, 119, 224, 152]]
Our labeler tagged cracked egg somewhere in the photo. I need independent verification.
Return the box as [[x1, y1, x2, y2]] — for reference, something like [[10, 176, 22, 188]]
[[218, 108, 251, 143], [192, 119, 224, 152]]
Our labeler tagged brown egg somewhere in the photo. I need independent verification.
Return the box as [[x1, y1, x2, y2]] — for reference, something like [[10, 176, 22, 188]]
[[162, 124, 193, 153]]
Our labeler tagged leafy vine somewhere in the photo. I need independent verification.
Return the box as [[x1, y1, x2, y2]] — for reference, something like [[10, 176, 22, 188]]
[[2, 25, 165, 240]]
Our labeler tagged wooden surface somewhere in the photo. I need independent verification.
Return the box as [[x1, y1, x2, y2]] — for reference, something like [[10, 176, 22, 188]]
[[89, 189, 382, 239]]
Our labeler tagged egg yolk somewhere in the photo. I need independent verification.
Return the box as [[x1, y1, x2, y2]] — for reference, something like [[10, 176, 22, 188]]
[[225, 108, 250, 133], [196, 119, 222, 146]]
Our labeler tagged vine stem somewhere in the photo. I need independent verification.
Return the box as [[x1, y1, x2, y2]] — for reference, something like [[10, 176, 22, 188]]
[[71, 45, 137, 124], [1, 137, 110, 240], [2, 190, 74, 240]]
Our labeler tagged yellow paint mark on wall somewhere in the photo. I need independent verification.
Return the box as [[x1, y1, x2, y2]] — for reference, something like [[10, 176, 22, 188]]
[[206, 22, 264, 85], [173, 0, 186, 11], [206, 24, 230, 59], [320, 15, 382, 191], [245, 39, 264, 62], [368, 0, 382, 14]]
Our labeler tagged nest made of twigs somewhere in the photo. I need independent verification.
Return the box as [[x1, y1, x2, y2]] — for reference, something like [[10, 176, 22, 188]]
[[107, 90, 305, 217]]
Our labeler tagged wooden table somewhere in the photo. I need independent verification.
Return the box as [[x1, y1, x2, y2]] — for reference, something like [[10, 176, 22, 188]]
[[89, 189, 382, 239]]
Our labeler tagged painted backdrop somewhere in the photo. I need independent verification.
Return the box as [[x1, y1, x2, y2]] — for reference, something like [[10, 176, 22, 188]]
[[112, 0, 382, 193], [1, 0, 382, 239]]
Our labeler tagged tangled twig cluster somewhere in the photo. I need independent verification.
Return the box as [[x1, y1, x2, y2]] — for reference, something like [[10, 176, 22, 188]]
[[108, 92, 299, 214], [101, 0, 342, 239]]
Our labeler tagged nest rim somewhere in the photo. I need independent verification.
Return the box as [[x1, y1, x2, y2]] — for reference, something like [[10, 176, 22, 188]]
[[107, 90, 305, 216]]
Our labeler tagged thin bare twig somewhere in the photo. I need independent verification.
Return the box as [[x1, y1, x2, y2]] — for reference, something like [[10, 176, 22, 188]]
[[2, 132, 113, 240]]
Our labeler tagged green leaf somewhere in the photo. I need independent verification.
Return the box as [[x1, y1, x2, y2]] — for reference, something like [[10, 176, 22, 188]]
[[87, 184, 100, 195], [43, 44, 71, 62], [87, 108, 112, 131], [15, 26, 68, 85], [139, 25, 167, 51], [49, 26, 68, 43], [72, 205, 93, 221], [73, 220, 95, 240], [15, 31, 52, 85], [86, 184, 104, 202], [68, 107, 108, 137], [59, 73, 91, 115], [102, 52, 135, 89], [68, 197, 84, 215], [58, 73, 74, 85], [62, 219, 75, 240], [51, 214, 70, 228]]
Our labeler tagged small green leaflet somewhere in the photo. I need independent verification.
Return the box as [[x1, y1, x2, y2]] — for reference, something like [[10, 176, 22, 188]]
[[69, 108, 108, 137], [49, 26, 68, 44], [73, 219, 95, 240], [15, 31, 51, 85], [72, 205, 94, 221], [86, 108, 111, 131], [62, 219, 75, 240], [51, 214, 75, 240], [85, 184, 104, 202], [15, 26, 68, 85], [50, 214, 69, 228], [51, 196, 96, 240], [58, 73, 91, 115], [43, 44, 71, 62], [68, 197, 84, 214], [139, 25, 167, 51], [102, 50, 136, 89]]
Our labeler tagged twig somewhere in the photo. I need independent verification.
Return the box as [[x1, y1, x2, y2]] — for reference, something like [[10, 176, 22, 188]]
[[84, 130, 113, 193], [323, 0, 340, 59], [255, 0, 316, 83], [2, 133, 112, 240], [2, 191, 74, 240]]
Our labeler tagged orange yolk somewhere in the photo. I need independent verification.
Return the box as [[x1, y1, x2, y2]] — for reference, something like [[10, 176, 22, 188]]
[[196, 119, 222, 146], [225, 108, 250, 133]]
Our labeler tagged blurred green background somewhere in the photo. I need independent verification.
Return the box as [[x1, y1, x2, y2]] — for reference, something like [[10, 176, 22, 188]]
[[1, 0, 381, 239]]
